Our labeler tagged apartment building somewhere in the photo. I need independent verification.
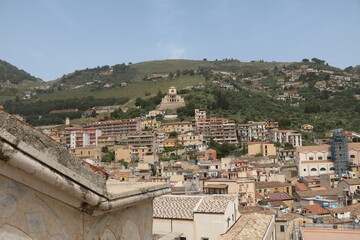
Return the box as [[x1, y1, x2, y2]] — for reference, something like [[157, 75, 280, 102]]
[[194, 109, 206, 122], [64, 127, 102, 148], [238, 122, 267, 143], [247, 142, 276, 156], [159, 121, 194, 133], [196, 117, 238, 145], [84, 118, 142, 136], [115, 145, 151, 162], [177, 132, 205, 150], [97, 134, 120, 147], [126, 131, 157, 151], [141, 118, 159, 130]]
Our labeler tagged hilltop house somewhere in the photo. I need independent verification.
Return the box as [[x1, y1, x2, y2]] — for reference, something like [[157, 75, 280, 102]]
[[158, 87, 186, 110]]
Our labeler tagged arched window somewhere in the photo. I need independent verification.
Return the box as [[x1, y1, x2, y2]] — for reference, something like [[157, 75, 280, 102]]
[[320, 167, 326, 171], [311, 168, 317, 171], [330, 167, 335, 171]]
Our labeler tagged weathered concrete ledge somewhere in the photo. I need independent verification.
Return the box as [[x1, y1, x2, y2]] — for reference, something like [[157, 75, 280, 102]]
[[0, 110, 170, 215]]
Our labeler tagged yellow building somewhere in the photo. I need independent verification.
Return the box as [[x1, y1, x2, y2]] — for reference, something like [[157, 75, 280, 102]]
[[69, 146, 103, 161], [115, 146, 150, 162], [159, 122, 193, 133], [247, 142, 276, 156], [141, 118, 159, 130], [177, 132, 204, 149], [164, 138, 177, 148]]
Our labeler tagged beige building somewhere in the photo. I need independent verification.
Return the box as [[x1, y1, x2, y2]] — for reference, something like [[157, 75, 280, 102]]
[[194, 109, 206, 122], [248, 142, 276, 156], [275, 214, 313, 240], [141, 118, 159, 130], [158, 87, 186, 110], [196, 117, 239, 145], [204, 178, 256, 206], [338, 178, 360, 195], [159, 121, 194, 133], [177, 132, 204, 150], [97, 134, 121, 147], [153, 195, 239, 240], [115, 145, 150, 162], [301, 124, 314, 132], [348, 142, 360, 165], [69, 146, 103, 161], [296, 145, 335, 177], [85, 118, 142, 136], [0, 110, 170, 239], [255, 181, 293, 196]]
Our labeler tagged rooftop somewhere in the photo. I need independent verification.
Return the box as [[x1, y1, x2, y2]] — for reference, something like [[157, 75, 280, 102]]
[[300, 228, 360, 240], [340, 178, 360, 185], [304, 205, 330, 215], [153, 195, 237, 220], [255, 181, 291, 189], [296, 144, 330, 152], [264, 192, 293, 201], [295, 189, 343, 198], [219, 213, 274, 240]]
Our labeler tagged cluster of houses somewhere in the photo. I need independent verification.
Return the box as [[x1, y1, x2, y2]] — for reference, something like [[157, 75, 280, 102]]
[[6, 87, 359, 239], [207, 64, 359, 106]]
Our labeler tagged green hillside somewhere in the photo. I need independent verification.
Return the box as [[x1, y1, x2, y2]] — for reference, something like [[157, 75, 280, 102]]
[[0, 59, 44, 102], [2, 58, 360, 137]]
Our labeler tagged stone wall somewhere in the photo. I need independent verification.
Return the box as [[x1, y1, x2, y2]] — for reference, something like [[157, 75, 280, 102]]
[[0, 175, 153, 240]]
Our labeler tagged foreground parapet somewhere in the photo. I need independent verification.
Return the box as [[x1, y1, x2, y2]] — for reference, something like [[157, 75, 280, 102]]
[[0, 110, 170, 239]]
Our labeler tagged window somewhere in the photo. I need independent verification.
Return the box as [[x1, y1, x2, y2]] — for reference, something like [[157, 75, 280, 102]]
[[304, 169, 307, 171], [309, 157, 314, 160], [311, 168, 317, 171], [330, 167, 335, 171], [280, 225, 285, 232], [318, 156, 323, 160], [180, 237, 187, 240], [327, 156, 332, 160], [201, 238, 209, 240], [351, 155, 355, 158], [320, 167, 326, 171]]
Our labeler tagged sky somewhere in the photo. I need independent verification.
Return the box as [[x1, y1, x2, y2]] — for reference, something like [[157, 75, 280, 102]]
[[0, 0, 359, 81]]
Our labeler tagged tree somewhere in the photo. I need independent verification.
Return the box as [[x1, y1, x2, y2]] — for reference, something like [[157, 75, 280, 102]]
[[311, 58, 326, 65], [344, 66, 353, 72], [279, 118, 291, 128], [169, 131, 178, 137], [91, 110, 97, 118], [302, 58, 310, 63]]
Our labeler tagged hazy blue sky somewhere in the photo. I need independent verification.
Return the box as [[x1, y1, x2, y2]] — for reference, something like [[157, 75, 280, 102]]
[[1, 0, 359, 81]]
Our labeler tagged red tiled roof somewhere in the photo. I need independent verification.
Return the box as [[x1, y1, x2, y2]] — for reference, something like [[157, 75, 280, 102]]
[[264, 192, 293, 202], [304, 205, 329, 215], [296, 183, 308, 191]]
